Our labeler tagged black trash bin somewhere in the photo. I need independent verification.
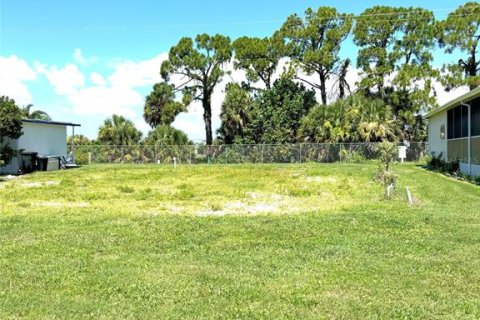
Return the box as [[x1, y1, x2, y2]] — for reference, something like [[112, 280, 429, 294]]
[[36, 155, 48, 171], [19, 152, 38, 173]]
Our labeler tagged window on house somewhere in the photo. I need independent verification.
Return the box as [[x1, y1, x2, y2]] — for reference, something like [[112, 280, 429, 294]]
[[447, 108, 454, 139], [471, 97, 480, 137], [462, 104, 469, 137], [447, 104, 469, 139]]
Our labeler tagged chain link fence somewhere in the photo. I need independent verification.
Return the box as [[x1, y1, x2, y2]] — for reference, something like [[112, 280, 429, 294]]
[[71, 143, 428, 165]]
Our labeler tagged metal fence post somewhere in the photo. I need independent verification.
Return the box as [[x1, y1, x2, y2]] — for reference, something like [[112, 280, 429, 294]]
[[299, 144, 303, 163], [119, 146, 123, 162]]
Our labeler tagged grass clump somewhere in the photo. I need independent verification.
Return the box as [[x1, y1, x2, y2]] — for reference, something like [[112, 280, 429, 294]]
[[117, 185, 135, 194]]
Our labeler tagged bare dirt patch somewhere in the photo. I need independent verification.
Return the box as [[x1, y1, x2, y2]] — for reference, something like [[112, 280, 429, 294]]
[[196, 192, 305, 217], [305, 176, 338, 183], [196, 200, 280, 217], [0, 175, 18, 189], [22, 181, 60, 188], [33, 201, 89, 208]]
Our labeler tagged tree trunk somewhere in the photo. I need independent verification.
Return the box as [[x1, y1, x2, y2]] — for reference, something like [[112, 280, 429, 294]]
[[319, 72, 327, 105], [468, 48, 478, 90], [202, 98, 213, 145], [379, 81, 385, 100], [339, 80, 345, 99], [338, 59, 350, 99]]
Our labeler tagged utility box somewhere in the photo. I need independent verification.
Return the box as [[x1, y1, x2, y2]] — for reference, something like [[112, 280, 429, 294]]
[[46, 156, 60, 171], [398, 146, 407, 163], [36, 155, 60, 171]]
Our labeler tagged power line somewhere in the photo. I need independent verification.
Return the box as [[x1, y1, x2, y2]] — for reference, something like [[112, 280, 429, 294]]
[[1, 7, 478, 32]]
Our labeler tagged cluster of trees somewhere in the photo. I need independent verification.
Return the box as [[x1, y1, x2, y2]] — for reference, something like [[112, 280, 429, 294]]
[[2, 3, 479, 167], [66, 115, 192, 164], [143, 3, 479, 145], [77, 114, 191, 147]]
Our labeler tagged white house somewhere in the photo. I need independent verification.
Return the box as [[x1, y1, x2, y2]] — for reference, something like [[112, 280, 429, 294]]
[[426, 86, 480, 176], [0, 119, 81, 175]]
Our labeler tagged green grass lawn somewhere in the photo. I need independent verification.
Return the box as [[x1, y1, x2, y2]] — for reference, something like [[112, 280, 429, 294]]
[[1, 162, 479, 319]]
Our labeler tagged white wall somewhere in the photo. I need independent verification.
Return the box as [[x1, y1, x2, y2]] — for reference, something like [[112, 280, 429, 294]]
[[19, 122, 67, 156], [460, 163, 480, 177], [470, 164, 480, 177], [428, 111, 447, 159]]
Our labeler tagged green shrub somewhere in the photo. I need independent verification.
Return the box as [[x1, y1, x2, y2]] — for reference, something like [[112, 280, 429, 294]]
[[0, 96, 23, 167], [374, 141, 398, 198], [73, 150, 90, 165], [426, 152, 460, 174], [420, 154, 432, 164], [424, 152, 480, 186], [339, 149, 366, 163], [376, 141, 397, 172], [474, 176, 480, 185], [195, 154, 207, 164], [0, 144, 17, 168]]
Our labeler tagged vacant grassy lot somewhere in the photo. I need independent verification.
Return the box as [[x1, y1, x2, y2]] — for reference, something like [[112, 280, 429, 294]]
[[1, 163, 479, 319]]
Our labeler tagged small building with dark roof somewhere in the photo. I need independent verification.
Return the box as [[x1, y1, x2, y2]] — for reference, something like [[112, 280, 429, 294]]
[[0, 119, 81, 174]]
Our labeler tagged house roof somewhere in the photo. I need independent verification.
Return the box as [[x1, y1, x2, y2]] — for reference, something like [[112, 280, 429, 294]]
[[22, 119, 81, 127], [426, 86, 480, 118]]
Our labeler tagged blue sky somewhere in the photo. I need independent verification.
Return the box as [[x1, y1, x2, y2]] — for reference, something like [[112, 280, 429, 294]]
[[0, 0, 471, 141]]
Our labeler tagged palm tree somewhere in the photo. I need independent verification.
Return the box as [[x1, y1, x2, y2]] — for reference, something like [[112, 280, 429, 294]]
[[97, 115, 142, 146], [217, 83, 254, 144], [144, 125, 190, 147], [21, 104, 51, 120], [298, 93, 397, 143], [97, 115, 143, 163], [143, 83, 185, 128], [356, 98, 397, 142], [144, 125, 192, 162]]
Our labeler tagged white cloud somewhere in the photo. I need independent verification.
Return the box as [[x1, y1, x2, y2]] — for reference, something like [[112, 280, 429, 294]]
[[69, 53, 169, 118], [133, 117, 152, 137], [68, 86, 141, 118], [108, 53, 168, 88], [0, 55, 37, 104], [35, 63, 85, 95], [33, 52, 170, 133], [434, 84, 470, 106], [90, 72, 107, 86], [73, 48, 97, 66], [173, 114, 207, 142]]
